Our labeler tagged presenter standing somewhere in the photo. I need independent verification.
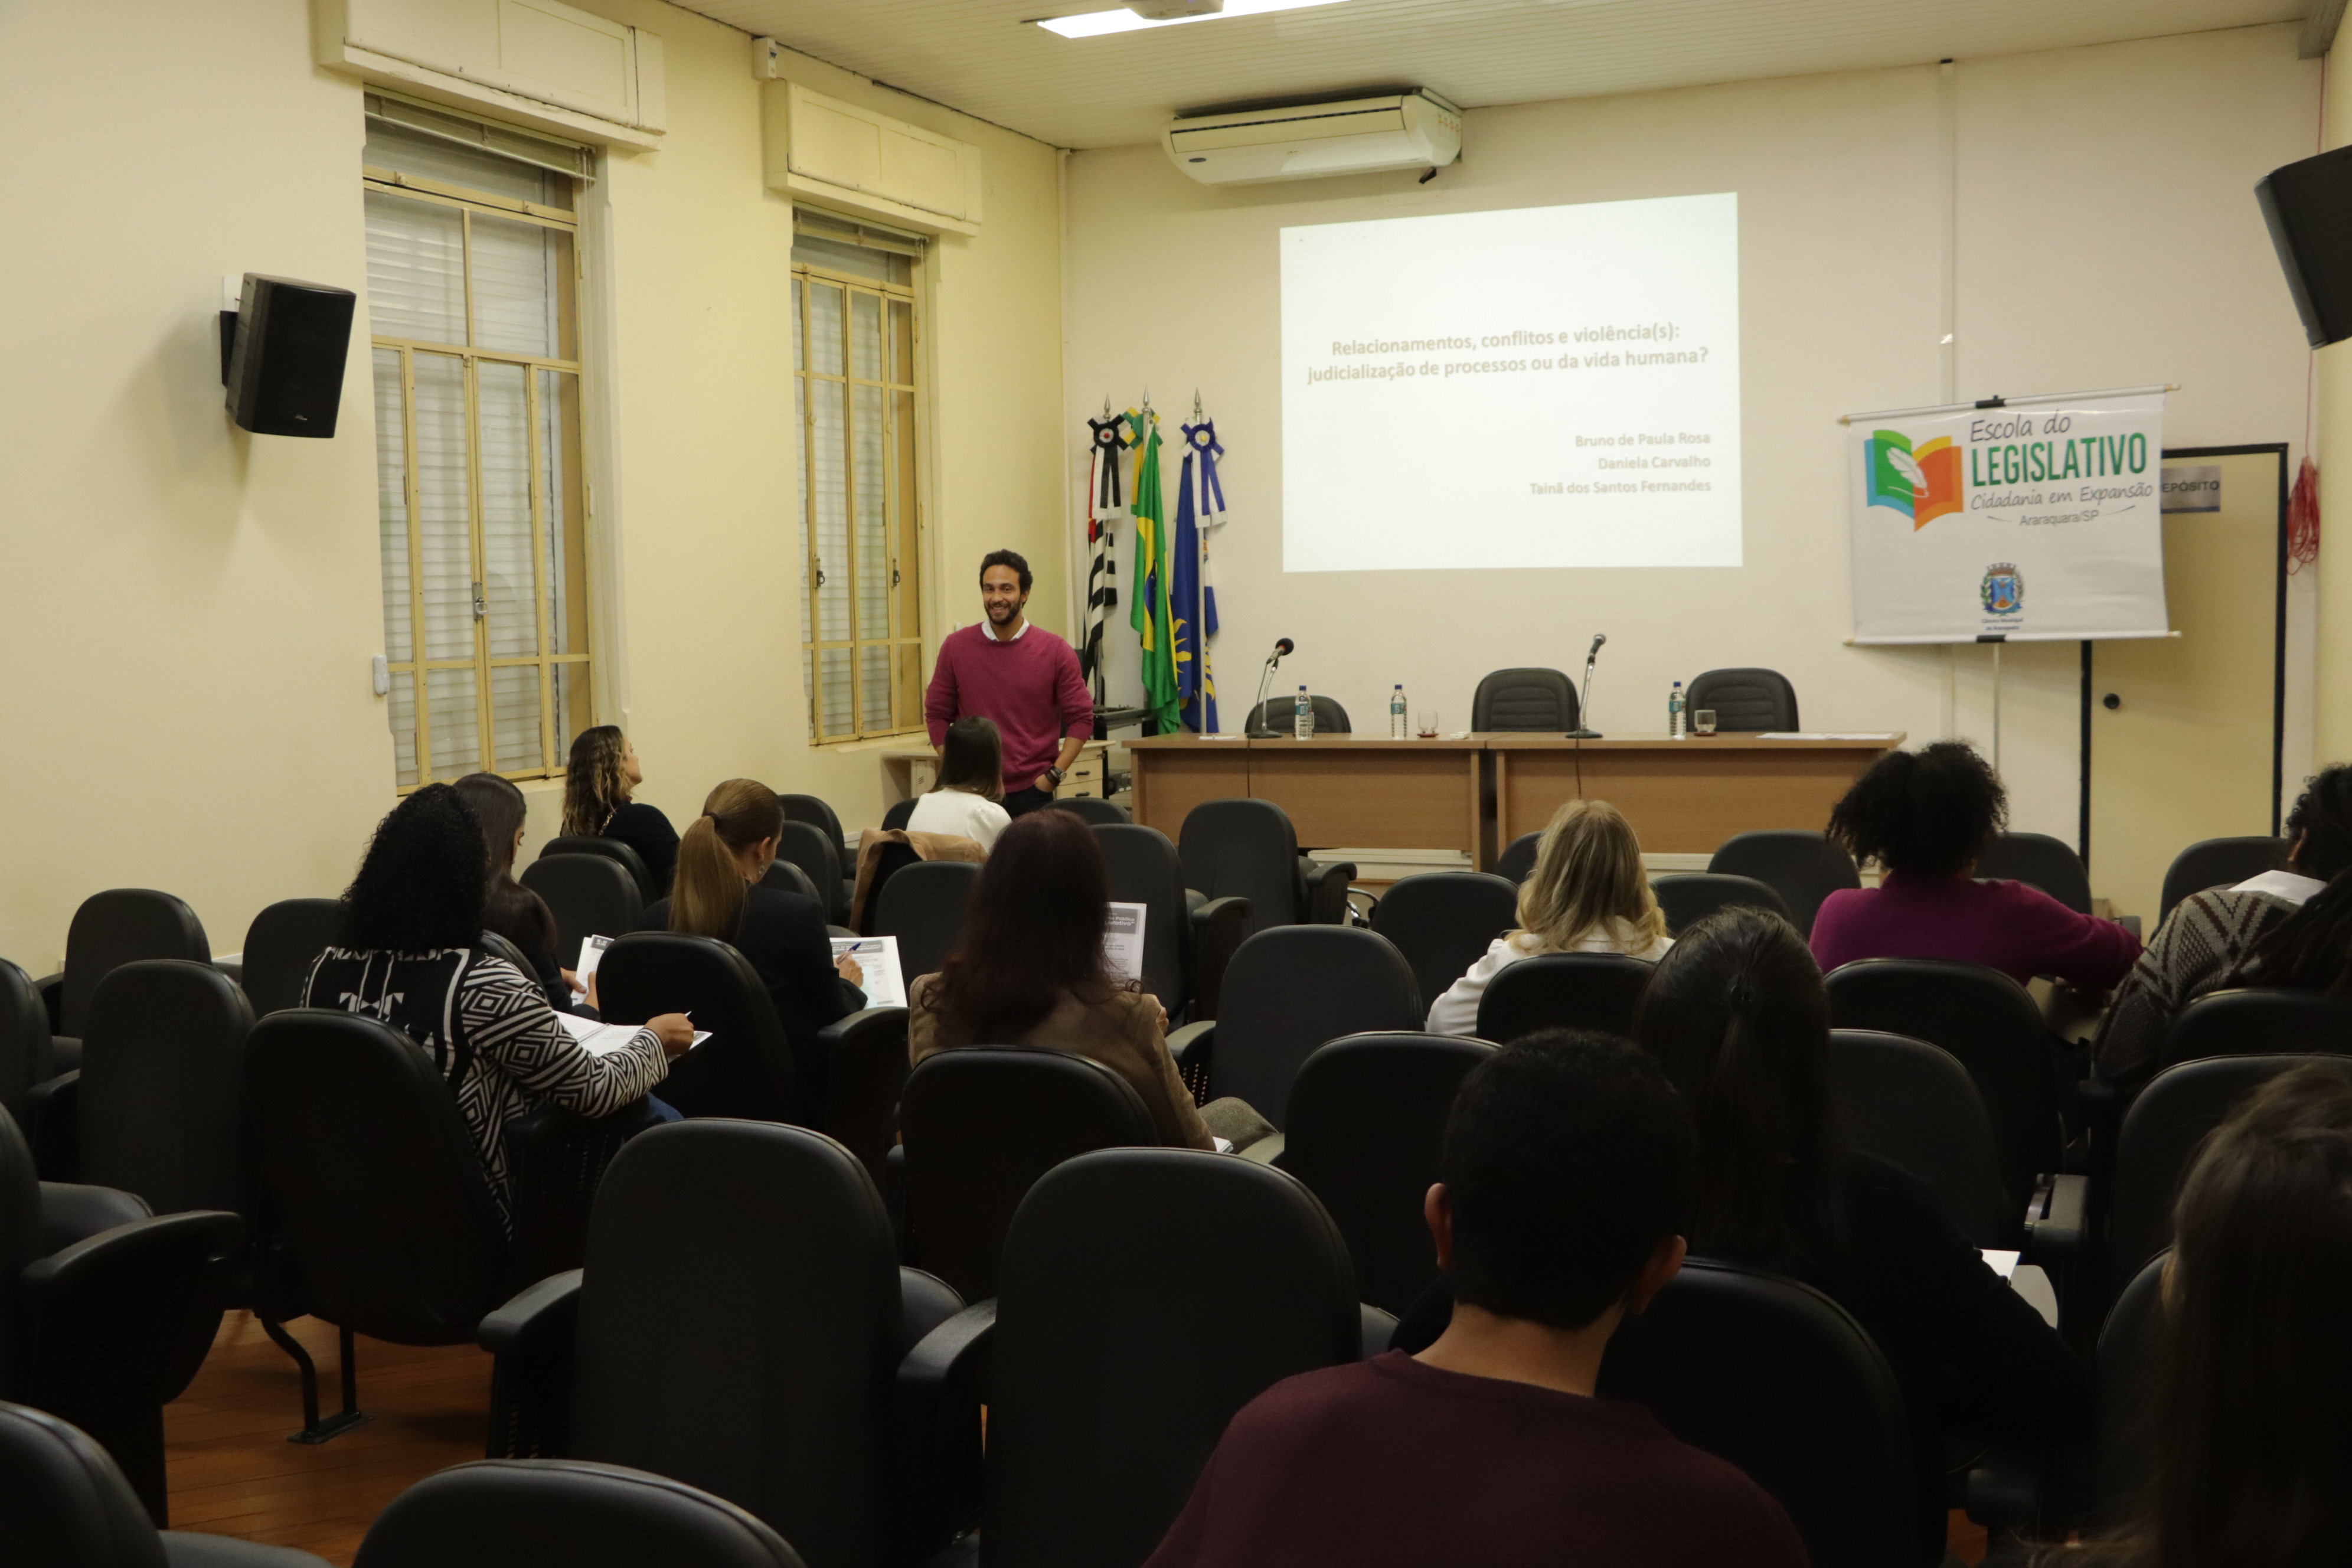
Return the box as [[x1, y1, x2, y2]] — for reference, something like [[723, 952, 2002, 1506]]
[[925, 550, 1093, 818]]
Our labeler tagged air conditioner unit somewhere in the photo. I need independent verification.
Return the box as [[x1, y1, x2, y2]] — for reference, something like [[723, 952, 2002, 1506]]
[[1163, 90, 1461, 185]]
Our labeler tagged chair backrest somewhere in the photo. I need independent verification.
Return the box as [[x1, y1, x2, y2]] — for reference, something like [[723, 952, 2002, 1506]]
[[1596, 1260, 1913, 1568], [1211, 927, 1422, 1129], [239, 898, 342, 1018], [596, 933, 799, 1124], [61, 890, 209, 1038], [899, 1046, 1158, 1302], [79, 961, 257, 1224], [1282, 1032, 1494, 1315], [821, 1008, 911, 1192], [1094, 825, 1190, 1012], [2160, 986, 2352, 1069], [244, 1010, 509, 1342], [2160, 835, 2289, 924], [1649, 873, 1791, 935], [2109, 1054, 2352, 1295], [2093, 1253, 2167, 1525], [880, 799, 916, 832], [776, 792, 845, 852], [1369, 873, 1520, 1018], [1494, 831, 1541, 886], [1044, 796, 1131, 825], [1824, 958, 2062, 1215], [1474, 952, 1652, 1044], [520, 855, 645, 967], [1825, 1029, 2014, 1248], [873, 861, 979, 983], [570, 1122, 901, 1567], [355, 1458, 806, 1568], [1470, 667, 1576, 731], [0, 961, 51, 1124], [985, 1148, 1360, 1568], [1178, 798, 1304, 936], [543, 835, 659, 903], [1243, 694, 1351, 735], [775, 821, 848, 925], [1683, 667, 1799, 732], [0, 1401, 169, 1568], [759, 858, 819, 904], [1975, 832, 2093, 914], [1706, 831, 1859, 936], [0, 1105, 44, 1396]]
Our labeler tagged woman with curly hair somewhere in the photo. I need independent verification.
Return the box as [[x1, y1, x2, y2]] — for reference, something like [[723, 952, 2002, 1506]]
[[1809, 739, 2138, 988], [303, 784, 694, 1232], [561, 725, 680, 897]]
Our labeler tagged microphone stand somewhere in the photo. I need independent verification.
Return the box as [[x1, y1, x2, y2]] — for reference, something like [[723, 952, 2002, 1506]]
[[1567, 648, 1603, 739], [1247, 652, 1285, 738]]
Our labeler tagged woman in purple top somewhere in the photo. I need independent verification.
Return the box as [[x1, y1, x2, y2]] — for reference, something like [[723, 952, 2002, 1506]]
[[1810, 740, 2139, 988]]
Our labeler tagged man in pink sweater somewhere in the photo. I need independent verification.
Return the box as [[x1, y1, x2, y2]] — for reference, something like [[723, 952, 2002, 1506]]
[[925, 550, 1094, 817]]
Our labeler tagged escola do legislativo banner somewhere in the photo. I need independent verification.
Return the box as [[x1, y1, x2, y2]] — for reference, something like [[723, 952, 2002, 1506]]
[[1845, 386, 2170, 643]]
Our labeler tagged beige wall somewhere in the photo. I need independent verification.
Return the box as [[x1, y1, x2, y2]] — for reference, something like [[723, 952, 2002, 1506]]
[[0, 0, 1063, 970], [1068, 25, 2317, 867]]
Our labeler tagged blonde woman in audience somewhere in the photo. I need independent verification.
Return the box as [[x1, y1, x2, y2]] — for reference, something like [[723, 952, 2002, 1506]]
[[1426, 799, 1671, 1037], [561, 724, 680, 896], [908, 716, 1012, 850]]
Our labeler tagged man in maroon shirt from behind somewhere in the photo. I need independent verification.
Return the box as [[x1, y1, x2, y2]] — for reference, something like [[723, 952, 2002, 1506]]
[[925, 550, 1093, 819], [1146, 1033, 1809, 1568]]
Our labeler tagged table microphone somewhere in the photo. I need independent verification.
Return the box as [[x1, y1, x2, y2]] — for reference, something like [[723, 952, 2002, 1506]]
[[1567, 633, 1605, 739], [1249, 638, 1295, 737]]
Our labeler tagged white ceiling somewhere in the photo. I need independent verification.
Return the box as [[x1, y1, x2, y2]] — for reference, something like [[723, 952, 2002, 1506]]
[[675, 0, 2307, 149]]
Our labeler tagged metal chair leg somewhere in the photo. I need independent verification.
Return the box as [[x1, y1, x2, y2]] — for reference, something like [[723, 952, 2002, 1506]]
[[261, 1313, 368, 1444]]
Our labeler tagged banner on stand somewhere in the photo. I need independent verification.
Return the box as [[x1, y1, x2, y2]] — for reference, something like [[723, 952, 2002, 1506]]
[[1846, 388, 2169, 643]]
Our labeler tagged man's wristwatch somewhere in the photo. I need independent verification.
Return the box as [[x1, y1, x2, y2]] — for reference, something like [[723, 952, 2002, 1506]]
[[1044, 766, 1066, 786]]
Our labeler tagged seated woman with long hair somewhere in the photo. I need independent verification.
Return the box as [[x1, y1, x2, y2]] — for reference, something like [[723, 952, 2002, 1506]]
[[908, 716, 1012, 850], [303, 785, 692, 1233], [563, 724, 680, 896], [911, 809, 1262, 1151], [2046, 1063, 2352, 1568], [638, 778, 865, 1116], [1425, 799, 1670, 1037], [452, 771, 574, 1012], [1812, 740, 2138, 989]]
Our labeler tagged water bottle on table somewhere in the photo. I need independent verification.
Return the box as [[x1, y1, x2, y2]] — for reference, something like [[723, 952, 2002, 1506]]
[[1294, 685, 1314, 741], [1390, 684, 1407, 739], [1668, 680, 1687, 739]]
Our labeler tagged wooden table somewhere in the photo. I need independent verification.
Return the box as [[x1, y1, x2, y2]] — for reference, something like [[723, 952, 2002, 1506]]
[[1128, 731, 1903, 866]]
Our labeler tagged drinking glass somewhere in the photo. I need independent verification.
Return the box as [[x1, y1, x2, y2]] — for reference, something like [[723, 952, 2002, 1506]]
[[1693, 709, 1719, 736], [1416, 709, 1439, 739]]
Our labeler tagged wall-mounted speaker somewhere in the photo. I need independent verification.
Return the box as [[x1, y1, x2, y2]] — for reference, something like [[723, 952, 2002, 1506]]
[[221, 273, 356, 437], [2258, 145, 2352, 349]]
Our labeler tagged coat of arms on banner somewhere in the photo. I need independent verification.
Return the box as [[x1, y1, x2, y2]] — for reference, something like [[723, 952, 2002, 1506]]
[[1863, 429, 1964, 530], [1981, 563, 2024, 616]]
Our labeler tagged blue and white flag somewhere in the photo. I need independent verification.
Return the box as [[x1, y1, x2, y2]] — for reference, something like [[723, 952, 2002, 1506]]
[[1174, 415, 1226, 733]]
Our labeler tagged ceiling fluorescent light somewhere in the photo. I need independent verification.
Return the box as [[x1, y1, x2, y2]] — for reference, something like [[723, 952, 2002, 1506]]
[[1034, 0, 1346, 41]]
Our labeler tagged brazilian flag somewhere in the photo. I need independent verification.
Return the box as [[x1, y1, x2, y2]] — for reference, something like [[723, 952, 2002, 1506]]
[[1127, 411, 1181, 733]]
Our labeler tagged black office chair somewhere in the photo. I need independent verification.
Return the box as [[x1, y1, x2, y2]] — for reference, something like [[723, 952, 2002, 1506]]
[[2158, 835, 2289, 925], [0, 1401, 332, 1566], [1044, 796, 1131, 825], [1683, 668, 1799, 733], [1171, 926, 1422, 1131], [905, 1148, 1363, 1568], [2092, 1254, 2167, 1525], [1597, 1260, 1914, 1568], [1649, 873, 1791, 935], [775, 792, 845, 854], [881, 799, 917, 832], [818, 1008, 912, 1193], [1707, 831, 1858, 935], [1827, 1029, 2015, 1249], [875, 861, 980, 982], [1474, 953, 1653, 1044], [1242, 694, 1351, 735], [0, 959, 50, 1126], [1095, 824, 1250, 1022], [1471, 667, 1577, 731], [356, 1458, 806, 1568], [2159, 987, 2352, 1069], [239, 898, 343, 1018], [899, 1046, 1160, 1303], [542, 836, 659, 904], [35, 889, 211, 1074], [1370, 873, 1520, 1020], [596, 932, 802, 1125], [1977, 833, 2093, 914], [1282, 1033, 1494, 1316], [758, 859, 821, 904], [75, 962, 256, 1229], [1495, 831, 1541, 885], [479, 1122, 965, 1566], [1178, 798, 1355, 936], [520, 856, 645, 969], [775, 820, 849, 925]]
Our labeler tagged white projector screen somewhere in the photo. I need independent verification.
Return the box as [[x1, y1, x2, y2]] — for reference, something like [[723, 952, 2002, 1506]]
[[1280, 192, 1743, 572]]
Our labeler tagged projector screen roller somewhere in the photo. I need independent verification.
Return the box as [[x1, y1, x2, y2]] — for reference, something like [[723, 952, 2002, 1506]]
[[1280, 192, 1742, 571]]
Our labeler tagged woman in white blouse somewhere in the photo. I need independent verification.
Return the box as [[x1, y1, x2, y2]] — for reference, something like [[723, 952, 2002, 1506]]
[[1426, 798, 1673, 1037], [909, 716, 1013, 851]]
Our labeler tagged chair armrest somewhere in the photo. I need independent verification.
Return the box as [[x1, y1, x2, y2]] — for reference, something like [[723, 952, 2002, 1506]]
[[896, 1299, 997, 1563], [479, 1268, 584, 1356], [1303, 860, 1357, 925], [482, 1268, 584, 1459], [1358, 1303, 1399, 1361], [819, 1005, 909, 1044], [1187, 897, 1250, 1021], [213, 959, 245, 986], [2023, 1173, 2086, 1332], [35, 973, 63, 1034], [1236, 1132, 1285, 1167], [25, 1070, 79, 1182], [38, 1181, 152, 1255], [20, 1210, 245, 1407], [1185, 887, 1207, 919]]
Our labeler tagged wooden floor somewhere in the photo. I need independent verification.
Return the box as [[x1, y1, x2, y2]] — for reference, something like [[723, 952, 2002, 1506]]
[[165, 1312, 490, 1564]]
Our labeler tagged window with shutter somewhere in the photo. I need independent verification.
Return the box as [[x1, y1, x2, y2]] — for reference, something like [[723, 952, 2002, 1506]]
[[363, 102, 594, 788]]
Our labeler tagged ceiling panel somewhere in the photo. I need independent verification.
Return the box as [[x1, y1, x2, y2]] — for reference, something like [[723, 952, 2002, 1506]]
[[675, 0, 2304, 149]]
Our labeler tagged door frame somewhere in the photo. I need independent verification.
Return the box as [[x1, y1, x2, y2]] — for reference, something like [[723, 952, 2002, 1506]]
[[2077, 442, 2289, 865]]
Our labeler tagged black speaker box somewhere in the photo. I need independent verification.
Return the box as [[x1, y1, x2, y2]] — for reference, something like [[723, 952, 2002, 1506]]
[[222, 273, 357, 437], [2258, 145, 2352, 349]]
